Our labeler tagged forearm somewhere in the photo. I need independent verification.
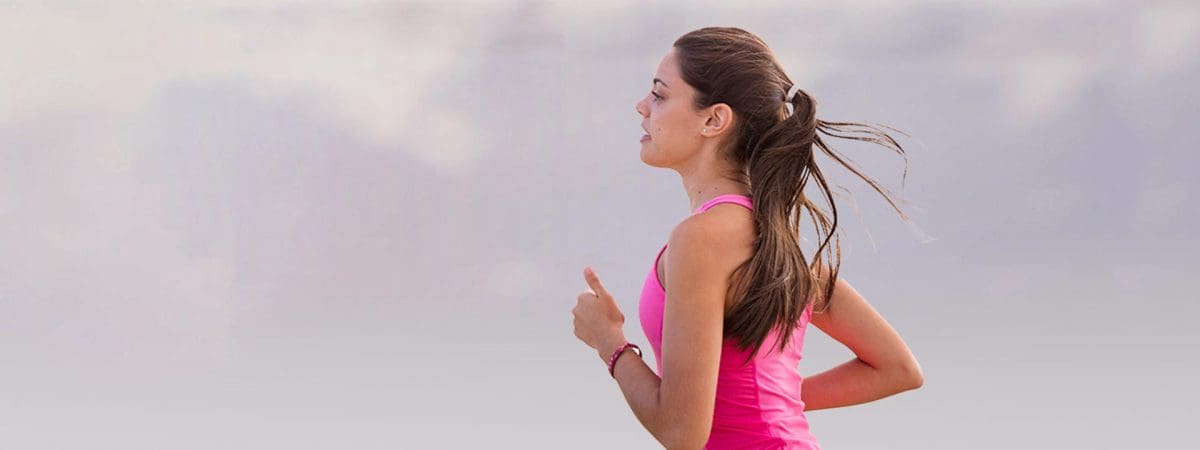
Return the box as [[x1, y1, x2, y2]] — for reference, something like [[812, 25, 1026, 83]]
[[800, 357, 922, 411], [601, 342, 675, 447]]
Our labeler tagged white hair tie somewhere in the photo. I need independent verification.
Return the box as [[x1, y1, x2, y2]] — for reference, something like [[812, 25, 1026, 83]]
[[784, 84, 802, 116], [785, 83, 803, 102]]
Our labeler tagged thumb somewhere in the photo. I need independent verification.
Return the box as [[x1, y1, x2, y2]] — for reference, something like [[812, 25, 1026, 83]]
[[583, 266, 611, 299]]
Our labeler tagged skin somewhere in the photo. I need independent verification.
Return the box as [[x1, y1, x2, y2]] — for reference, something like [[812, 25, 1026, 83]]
[[572, 46, 924, 449]]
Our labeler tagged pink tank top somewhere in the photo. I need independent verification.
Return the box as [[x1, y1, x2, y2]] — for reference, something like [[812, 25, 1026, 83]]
[[638, 193, 820, 449]]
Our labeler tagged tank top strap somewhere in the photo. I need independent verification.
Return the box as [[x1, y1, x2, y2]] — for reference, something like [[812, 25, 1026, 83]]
[[692, 193, 753, 215]]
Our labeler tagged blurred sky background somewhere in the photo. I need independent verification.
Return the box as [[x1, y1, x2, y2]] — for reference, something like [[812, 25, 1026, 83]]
[[2, 0, 1198, 448]]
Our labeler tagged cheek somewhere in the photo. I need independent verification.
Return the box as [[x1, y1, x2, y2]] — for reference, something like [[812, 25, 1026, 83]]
[[652, 117, 682, 144], [649, 112, 672, 135]]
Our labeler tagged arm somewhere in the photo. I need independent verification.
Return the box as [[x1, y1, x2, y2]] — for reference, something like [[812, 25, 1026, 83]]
[[603, 215, 742, 449], [801, 277, 924, 411]]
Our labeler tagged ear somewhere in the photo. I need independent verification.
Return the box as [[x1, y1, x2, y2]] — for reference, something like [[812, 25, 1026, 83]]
[[700, 103, 734, 137]]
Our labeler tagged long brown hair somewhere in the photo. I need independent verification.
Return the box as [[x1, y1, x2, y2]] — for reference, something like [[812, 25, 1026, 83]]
[[673, 27, 915, 365]]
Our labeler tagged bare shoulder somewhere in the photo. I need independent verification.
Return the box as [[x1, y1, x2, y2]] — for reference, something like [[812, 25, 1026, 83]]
[[678, 204, 755, 245], [664, 205, 755, 283]]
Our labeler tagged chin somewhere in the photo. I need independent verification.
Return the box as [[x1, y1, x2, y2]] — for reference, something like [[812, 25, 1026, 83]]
[[640, 142, 675, 169], [639, 144, 661, 167]]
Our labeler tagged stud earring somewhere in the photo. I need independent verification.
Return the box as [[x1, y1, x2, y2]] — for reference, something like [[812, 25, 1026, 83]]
[[702, 128, 707, 133]]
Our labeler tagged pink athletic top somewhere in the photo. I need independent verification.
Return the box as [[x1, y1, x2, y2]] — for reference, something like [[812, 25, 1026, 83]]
[[638, 193, 820, 449]]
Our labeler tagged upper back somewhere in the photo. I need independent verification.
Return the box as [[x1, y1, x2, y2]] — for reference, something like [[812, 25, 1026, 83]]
[[659, 194, 757, 311]]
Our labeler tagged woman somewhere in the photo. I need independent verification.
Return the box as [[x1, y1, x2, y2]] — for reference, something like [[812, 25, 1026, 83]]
[[572, 27, 924, 449]]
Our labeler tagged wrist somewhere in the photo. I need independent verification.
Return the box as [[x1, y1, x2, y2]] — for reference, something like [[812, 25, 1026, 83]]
[[597, 333, 628, 361], [605, 342, 642, 379]]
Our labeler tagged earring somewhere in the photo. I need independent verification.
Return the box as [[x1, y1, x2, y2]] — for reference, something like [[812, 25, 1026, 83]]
[[702, 128, 707, 133]]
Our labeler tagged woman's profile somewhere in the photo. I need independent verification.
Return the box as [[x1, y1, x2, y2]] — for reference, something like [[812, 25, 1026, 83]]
[[572, 26, 924, 449]]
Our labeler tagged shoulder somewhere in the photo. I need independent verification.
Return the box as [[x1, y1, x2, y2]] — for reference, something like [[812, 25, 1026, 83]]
[[671, 203, 755, 246], [667, 205, 755, 272]]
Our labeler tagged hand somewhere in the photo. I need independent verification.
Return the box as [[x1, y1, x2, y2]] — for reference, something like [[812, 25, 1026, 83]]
[[572, 266, 628, 361]]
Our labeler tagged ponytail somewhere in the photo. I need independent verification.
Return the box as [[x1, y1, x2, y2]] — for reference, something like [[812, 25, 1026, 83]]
[[726, 87, 912, 365]]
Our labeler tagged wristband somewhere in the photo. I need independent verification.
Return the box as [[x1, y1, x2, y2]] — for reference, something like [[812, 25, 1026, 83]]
[[607, 342, 642, 378]]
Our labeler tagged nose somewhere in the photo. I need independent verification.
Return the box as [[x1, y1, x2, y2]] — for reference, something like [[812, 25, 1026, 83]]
[[635, 96, 648, 117]]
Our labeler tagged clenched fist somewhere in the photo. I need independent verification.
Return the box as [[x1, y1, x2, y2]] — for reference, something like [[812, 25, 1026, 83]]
[[572, 266, 628, 361]]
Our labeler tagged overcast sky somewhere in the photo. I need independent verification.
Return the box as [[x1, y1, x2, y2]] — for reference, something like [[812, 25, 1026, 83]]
[[2, 1, 1197, 448]]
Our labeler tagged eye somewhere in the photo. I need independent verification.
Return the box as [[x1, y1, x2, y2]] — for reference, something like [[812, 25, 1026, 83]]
[[651, 91, 663, 101]]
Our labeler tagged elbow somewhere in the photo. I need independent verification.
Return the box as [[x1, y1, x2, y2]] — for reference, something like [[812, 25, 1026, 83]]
[[901, 361, 924, 390], [906, 370, 924, 390], [664, 424, 711, 450]]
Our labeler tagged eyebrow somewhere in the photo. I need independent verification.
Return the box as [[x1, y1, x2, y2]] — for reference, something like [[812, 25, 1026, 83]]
[[653, 78, 669, 88]]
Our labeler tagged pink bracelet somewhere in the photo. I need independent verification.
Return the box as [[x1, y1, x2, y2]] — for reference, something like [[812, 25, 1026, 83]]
[[607, 342, 642, 378]]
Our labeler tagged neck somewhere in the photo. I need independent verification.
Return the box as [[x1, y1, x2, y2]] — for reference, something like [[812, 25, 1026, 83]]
[[680, 168, 750, 212], [675, 139, 750, 212]]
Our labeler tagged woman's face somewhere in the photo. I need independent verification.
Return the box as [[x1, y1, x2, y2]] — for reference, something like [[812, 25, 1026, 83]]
[[635, 47, 706, 168]]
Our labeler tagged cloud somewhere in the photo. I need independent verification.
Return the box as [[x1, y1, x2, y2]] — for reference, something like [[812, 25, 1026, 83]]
[[1135, 2, 1200, 74], [0, 1, 498, 172], [0, 109, 235, 373]]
